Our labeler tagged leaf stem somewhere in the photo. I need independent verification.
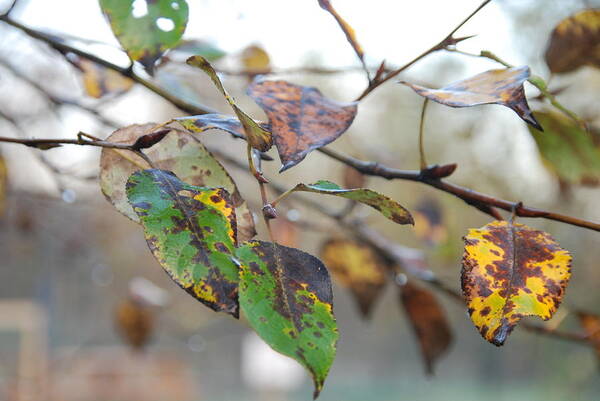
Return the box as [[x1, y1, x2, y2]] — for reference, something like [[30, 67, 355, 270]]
[[418, 98, 430, 170]]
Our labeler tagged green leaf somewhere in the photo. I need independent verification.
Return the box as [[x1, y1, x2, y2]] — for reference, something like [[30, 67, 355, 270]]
[[186, 55, 273, 151], [528, 111, 600, 185], [100, 124, 256, 242], [99, 0, 189, 72], [237, 241, 338, 399], [291, 180, 414, 225], [126, 169, 240, 317]]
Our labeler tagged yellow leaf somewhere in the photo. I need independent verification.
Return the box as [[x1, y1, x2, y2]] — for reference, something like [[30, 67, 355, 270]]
[[241, 44, 271, 72], [461, 220, 571, 346], [320, 238, 386, 317]]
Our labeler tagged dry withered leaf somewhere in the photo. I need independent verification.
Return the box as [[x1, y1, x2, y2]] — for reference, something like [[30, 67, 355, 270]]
[[413, 197, 447, 246], [577, 311, 600, 362], [70, 56, 134, 98], [100, 124, 255, 241], [318, 0, 365, 67], [247, 79, 358, 171], [462, 220, 571, 346], [545, 9, 600, 74], [401, 67, 541, 130], [115, 297, 154, 350], [186, 56, 272, 151], [399, 281, 452, 375], [320, 238, 387, 317], [342, 165, 366, 189], [241, 44, 271, 73]]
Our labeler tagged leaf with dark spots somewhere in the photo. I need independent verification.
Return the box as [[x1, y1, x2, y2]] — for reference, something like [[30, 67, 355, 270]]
[[99, 0, 188, 73], [100, 123, 256, 241], [290, 180, 413, 225], [400, 66, 541, 130], [186, 56, 272, 151], [461, 220, 571, 346], [320, 238, 386, 318], [527, 111, 600, 186], [175, 113, 270, 141], [126, 169, 240, 317], [247, 79, 358, 171], [545, 9, 600, 74], [237, 241, 338, 399], [413, 197, 447, 246], [576, 311, 600, 363], [399, 281, 452, 375]]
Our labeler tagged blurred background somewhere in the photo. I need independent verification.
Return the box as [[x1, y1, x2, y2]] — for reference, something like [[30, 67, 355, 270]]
[[0, 0, 599, 400]]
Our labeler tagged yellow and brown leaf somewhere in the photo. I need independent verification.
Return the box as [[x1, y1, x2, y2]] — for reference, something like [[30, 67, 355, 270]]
[[321, 239, 387, 317], [401, 67, 541, 130], [545, 9, 600, 74], [461, 220, 571, 346]]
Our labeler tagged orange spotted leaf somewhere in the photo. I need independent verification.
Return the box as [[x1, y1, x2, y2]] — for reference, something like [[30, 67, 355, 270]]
[[462, 220, 571, 346], [545, 9, 600, 74], [320, 239, 387, 317], [399, 281, 452, 375], [400, 67, 541, 130], [247, 79, 358, 171]]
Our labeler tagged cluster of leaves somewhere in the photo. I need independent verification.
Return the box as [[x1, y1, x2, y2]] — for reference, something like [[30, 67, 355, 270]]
[[70, 0, 600, 398]]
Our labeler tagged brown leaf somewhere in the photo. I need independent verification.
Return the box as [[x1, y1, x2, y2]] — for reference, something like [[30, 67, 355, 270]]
[[342, 165, 366, 189], [114, 297, 154, 350], [400, 67, 542, 130], [320, 239, 387, 317], [545, 9, 600, 74], [247, 79, 358, 171], [413, 197, 447, 246], [577, 311, 600, 363], [318, 0, 365, 65], [399, 281, 452, 375]]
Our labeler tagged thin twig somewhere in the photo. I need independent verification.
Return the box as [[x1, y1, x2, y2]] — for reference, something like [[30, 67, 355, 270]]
[[418, 98, 429, 170], [355, 0, 491, 101]]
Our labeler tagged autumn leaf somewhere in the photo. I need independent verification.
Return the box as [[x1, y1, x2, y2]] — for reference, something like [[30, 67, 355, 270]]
[[175, 113, 270, 141], [186, 55, 272, 151], [577, 311, 600, 362], [69, 55, 133, 98], [413, 197, 447, 246], [528, 111, 600, 186], [241, 44, 271, 73], [290, 180, 413, 225], [400, 66, 542, 130], [318, 0, 365, 69], [100, 124, 256, 242], [462, 220, 571, 346], [126, 169, 240, 317], [99, 0, 188, 73], [399, 281, 452, 375], [247, 79, 358, 171], [320, 239, 387, 317], [115, 296, 154, 350], [237, 241, 338, 399], [545, 9, 600, 74]]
